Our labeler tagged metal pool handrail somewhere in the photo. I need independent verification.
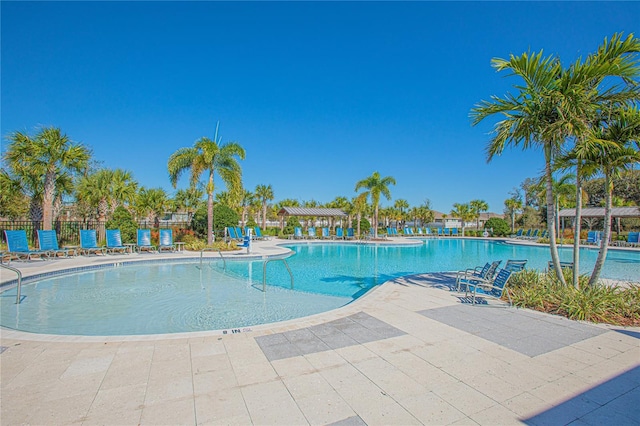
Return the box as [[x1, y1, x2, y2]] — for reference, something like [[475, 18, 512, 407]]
[[1, 264, 23, 304], [262, 258, 294, 292], [199, 248, 226, 270]]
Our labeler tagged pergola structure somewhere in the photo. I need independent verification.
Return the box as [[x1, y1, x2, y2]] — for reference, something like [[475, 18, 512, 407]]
[[558, 207, 640, 219], [558, 207, 640, 234], [277, 207, 347, 230]]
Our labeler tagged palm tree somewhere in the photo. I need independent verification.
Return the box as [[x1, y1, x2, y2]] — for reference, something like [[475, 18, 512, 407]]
[[109, 169, 138, 212], [471, 48, 572, 283], [4, 127, 91, 230], [173, 187, 204, 222], [136, 187, 168, 226], [76, 169, 115, 238], [450, 203, 474, 236], [470, 199, 489, 230], [355, 172, 396, 238], [255, 184, 274, 229], [168, 123, 245, 244], [394, 199, 409, 229], [239, 190, 254, 227], [504, 197, 522, 232], [586, 106, 640, 286]]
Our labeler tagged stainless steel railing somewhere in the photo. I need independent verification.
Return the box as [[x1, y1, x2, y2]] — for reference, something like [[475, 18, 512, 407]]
[[1, 264, 23, 304], [198, 248, 226, 270], [262, 258, 293, 292]]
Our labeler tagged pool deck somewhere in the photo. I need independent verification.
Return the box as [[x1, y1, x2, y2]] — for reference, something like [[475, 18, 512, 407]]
[[1, 238, 639, 425]]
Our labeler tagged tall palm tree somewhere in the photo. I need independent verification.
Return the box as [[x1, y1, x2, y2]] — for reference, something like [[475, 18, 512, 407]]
[[168, 123, 245, 244], [471, 49, 572, 283], [586, 106, 640, 286], [470, 199, 489, 230], [4, 127, 91, 230], [355, 171, 396, 239], [255, 184, 274, 229]]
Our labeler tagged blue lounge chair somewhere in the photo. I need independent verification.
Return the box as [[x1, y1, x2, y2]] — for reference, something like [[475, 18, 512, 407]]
[[437, 228, 443, 236], [625, 232, 639, 247], [37, 230, 73, 258], [451, 228, 459, 237], [464, 268, 513, 306], [346, 228, 355, 239], [307, 227, 318, 239], [403, 227, 414, 236], [235, 227, 245, 239], [443, 228, 450, 236], [586, 231, 601, 245], [293, 227, 304, 239], [106, 229, 129, 254], [159, 229, 176, 252], [4, 230, 48, 261], [455, 260, 501, 292], [511, 229, 523, 238], [80, 230, 106, 256], [226, 227, 239, 241], [334, 227, 344, 240], [504, 259, 527, 272], [321, 227, 331, 239], [253, 227, 269, 240], [424, 228, 433, 237], [136, 229, 156, 253], [522, 229, 532, 239]]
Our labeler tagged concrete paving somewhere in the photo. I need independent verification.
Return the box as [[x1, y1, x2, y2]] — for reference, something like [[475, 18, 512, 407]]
[[1, 238, 639, 425]]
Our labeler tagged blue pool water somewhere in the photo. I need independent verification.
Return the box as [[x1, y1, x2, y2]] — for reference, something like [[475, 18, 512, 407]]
[[1, 240, 638, 336]]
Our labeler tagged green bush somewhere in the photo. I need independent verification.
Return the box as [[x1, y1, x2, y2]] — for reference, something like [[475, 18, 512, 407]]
[[484, 217, 510, 237], [191, 204, 239, 239], [283, 216, 302, 236], [359, 217, 371, 234], [105, 206, 138, 243], [246, 218, 258, 228]]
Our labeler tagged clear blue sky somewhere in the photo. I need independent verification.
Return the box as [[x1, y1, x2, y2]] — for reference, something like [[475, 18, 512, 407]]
[[2, 1, 638, 213]]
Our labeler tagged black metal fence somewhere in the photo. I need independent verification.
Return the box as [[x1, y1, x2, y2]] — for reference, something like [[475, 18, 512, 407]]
[[0, 220, 191, 248]]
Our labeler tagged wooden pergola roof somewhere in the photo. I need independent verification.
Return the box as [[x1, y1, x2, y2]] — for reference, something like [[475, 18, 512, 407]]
[[558, 207, 640, 218], [277, 207, 347, 217]]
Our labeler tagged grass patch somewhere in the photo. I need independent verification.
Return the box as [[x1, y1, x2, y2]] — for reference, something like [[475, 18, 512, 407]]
[[508, 269, 640, 326]]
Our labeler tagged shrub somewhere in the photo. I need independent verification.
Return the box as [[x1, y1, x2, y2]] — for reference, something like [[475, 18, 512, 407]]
[[105, 206, 137, 243], [191, 204, 239, 239], [359, 217, 371, 234], [283, 216, 302, 236], [246, 218, 258, 228], [508, 269, 640, 326], [484, 217, 510, 237]]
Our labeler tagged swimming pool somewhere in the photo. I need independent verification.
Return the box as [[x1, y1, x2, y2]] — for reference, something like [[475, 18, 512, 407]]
[[1, 239, 638, 336]]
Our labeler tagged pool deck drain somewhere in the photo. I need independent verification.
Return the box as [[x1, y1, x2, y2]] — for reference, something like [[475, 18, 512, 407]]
[[1, 239, 639, 425]]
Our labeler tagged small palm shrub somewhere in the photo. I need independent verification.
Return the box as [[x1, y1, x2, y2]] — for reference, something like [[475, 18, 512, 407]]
[[508, 269, 640, 326]]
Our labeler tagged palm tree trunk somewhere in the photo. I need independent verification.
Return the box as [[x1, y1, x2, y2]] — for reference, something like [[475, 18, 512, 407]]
[[545, 151, 566, 285], [42, 171, 56, 230], [589, 172, 613, 287], [262, 204, 267, 229], [572, 164, 583, 289], [207, 172, 214, 245], [373, 205, 379, 238]]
